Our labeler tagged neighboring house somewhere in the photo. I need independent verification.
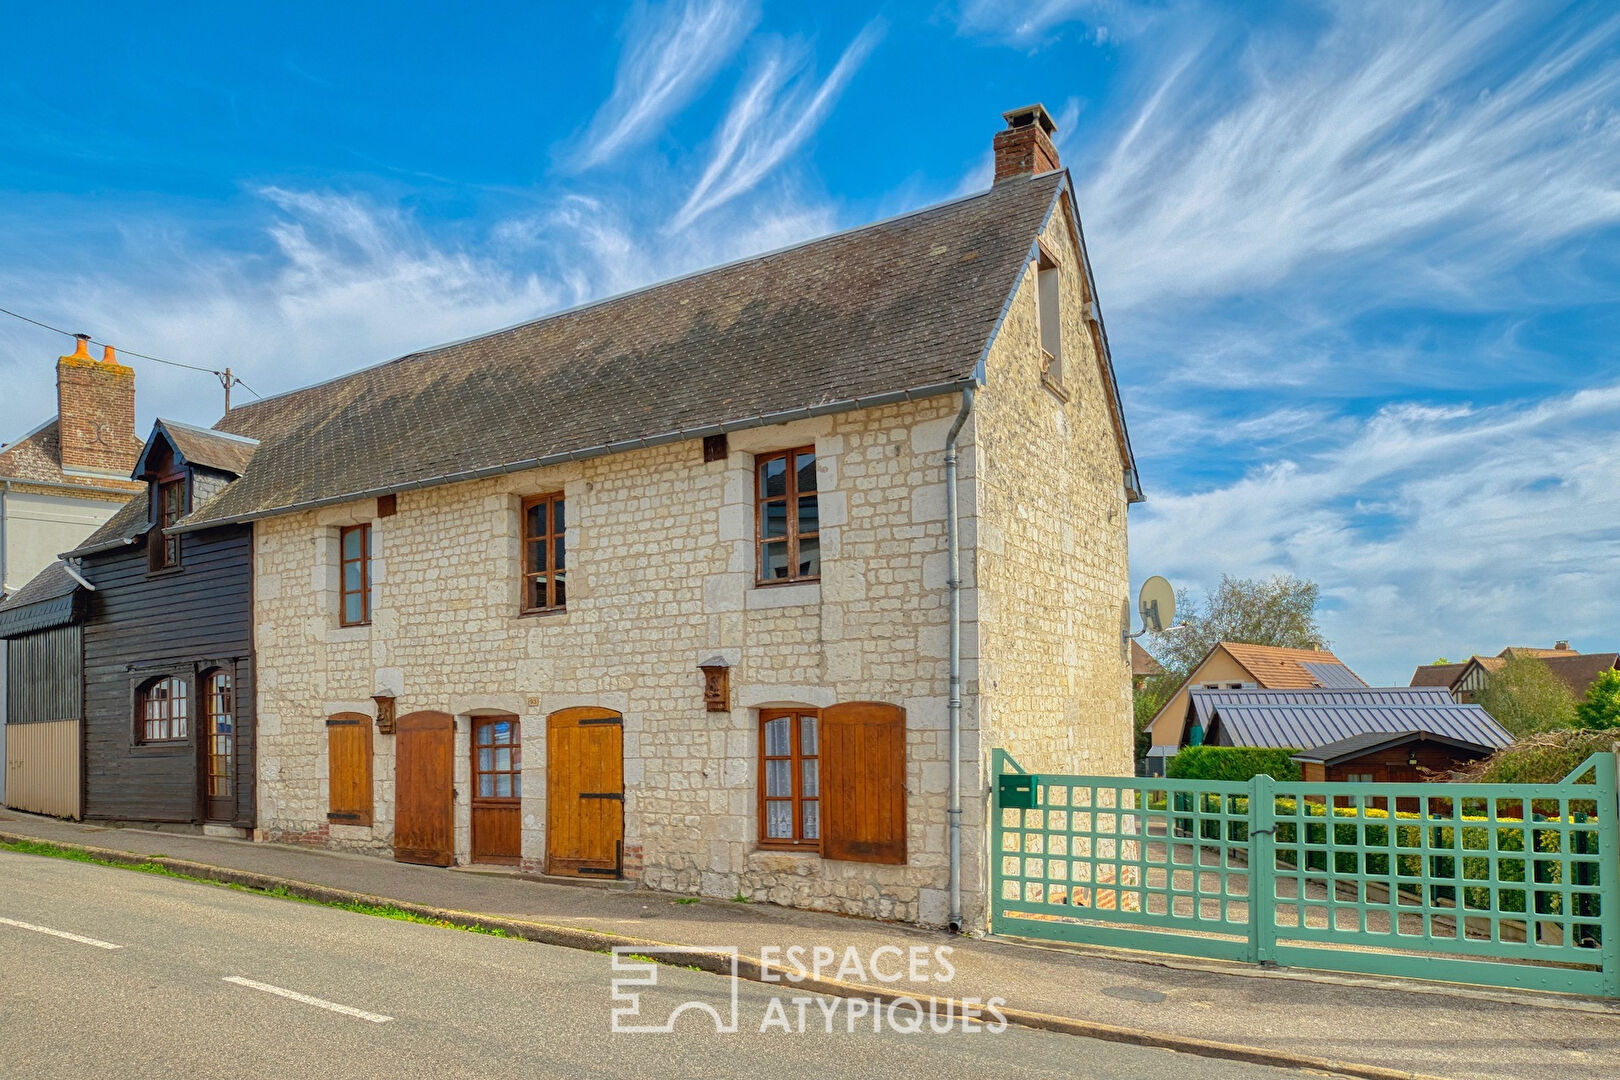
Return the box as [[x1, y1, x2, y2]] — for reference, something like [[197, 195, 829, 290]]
[[0, 336, 141, 804], [1411, 641, 1619, 703], [1183, 685, 1511, 786], [1143, 642, 1366, 774], [0, 562, 87, 817], [15, 419, 261, 831], [1130, 641, 1164, 691], [39, 104, 1139, 929]]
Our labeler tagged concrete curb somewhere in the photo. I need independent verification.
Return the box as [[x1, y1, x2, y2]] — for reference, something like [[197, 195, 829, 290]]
[[2, 832, 1446, 1080]]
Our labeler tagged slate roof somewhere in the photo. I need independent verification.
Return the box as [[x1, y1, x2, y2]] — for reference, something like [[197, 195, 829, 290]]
[[0, 560, 85, 638], [1218, 642, 1366, 689], [63, 488, 150, 557], [159, 419, 258, 476], [0, 418, 142, 492], [1291, 729, 1499, 765], [159, 171, 1134, 532], [1188, 686, 1456, 730], [1201, 698, 1512, 752]]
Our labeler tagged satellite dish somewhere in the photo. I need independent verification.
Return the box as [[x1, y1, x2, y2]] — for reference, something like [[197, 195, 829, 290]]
[[1138, 576, 1175, 634]]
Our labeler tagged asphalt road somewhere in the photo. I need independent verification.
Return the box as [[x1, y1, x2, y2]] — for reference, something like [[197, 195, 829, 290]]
[[0, 851, 1318, 1080]]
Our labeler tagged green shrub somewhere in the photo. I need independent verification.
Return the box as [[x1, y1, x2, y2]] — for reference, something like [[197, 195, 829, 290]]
[[1167, 746, 1302, 783]]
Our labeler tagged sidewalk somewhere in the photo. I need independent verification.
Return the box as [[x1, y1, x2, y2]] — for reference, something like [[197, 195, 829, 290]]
[[4, 809, 1617, 1080]]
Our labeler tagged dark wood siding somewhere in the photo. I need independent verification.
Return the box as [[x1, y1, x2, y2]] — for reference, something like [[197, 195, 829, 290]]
[[6, 625, 82, 726], [81, 523, 255, 827]]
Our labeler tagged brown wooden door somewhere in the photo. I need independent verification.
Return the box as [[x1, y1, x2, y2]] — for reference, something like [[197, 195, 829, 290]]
[[201, 669, 236, 823], [546, 707, 623, 877], [471, 715, 522, 865], [395, 711, 454, 866]]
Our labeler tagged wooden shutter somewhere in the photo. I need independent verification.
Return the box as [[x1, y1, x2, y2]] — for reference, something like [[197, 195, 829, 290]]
[[820, 702, 907, 864], [327, 713, 374, 826]]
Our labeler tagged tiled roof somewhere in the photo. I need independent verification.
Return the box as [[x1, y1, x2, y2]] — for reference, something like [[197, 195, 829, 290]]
[[1131, 641, 1164, 678], [0, 419, 142, 492], [1219, 642, 1366, 689], [1542, 653, 1620, 699], [1409, 662, 1467, 688], [169, 172, 1129, 531]]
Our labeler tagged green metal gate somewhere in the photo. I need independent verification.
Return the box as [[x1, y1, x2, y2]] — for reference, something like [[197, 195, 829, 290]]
[[990, 749, 1620, 997]]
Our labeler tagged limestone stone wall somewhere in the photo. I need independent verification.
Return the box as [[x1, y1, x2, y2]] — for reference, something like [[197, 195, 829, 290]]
[[973, 194, 1135, 783], [253, 397, 987, 925]]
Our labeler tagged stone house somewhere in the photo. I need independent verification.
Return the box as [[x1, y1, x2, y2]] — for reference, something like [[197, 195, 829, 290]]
[[152, 105, 1139, 929]]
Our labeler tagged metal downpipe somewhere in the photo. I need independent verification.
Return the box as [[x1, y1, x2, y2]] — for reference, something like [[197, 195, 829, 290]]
[[944, 387, 974, 933]]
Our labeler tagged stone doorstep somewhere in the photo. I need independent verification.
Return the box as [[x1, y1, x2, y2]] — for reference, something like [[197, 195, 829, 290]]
[[447, 864, 635, 891]]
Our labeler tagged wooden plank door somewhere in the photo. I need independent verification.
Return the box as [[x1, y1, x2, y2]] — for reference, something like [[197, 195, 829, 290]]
[[395, 711, 454, 866], [471, 715, 522, 865], [545, 707, 623, 877]]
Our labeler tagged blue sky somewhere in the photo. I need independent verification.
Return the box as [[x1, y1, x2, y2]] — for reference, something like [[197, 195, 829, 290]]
[[1, 1, 1616, 683]]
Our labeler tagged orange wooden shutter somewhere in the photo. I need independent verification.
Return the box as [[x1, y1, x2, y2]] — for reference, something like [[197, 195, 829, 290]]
[[820, 702, 907, 864], [327, 713, 374, 826]]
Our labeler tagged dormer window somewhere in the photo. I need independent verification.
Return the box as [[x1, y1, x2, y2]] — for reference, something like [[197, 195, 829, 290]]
[[1036, 247, 1063, 388], [153, 477, 186, 570]]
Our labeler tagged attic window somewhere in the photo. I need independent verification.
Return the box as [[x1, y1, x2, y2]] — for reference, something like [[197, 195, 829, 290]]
[[1036, 247, 1063, 389], [151, 478, 186, 571]]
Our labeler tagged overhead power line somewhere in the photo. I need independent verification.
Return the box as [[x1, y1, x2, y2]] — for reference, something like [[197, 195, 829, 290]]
[[0, 303, 262, 405]]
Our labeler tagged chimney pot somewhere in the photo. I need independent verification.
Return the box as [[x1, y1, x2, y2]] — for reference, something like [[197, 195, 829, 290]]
[[992, 102, 1061, 184], [101, 344, 117, 365], [69, 333, 92, 361]]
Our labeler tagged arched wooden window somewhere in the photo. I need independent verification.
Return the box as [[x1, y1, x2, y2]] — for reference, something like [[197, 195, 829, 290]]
[[139, 676, 190, 743], [203, 669, 234, 816]]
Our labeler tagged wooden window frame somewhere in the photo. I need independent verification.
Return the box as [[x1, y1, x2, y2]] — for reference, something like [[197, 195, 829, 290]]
[[202, 668, 234, 801], [339, 524, 371, 627], [520, 493, 566, 614], [472, 716, 523, 802], [754, 446, 820, 586], [758, 708, 821, 852], [149, 475, 187, 572], [137, 675, 191, 745], [1035, 243, 1066, 397]]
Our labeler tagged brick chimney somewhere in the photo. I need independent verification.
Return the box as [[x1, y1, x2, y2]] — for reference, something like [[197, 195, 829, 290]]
[[1555, 640, 1572, 652], [57, 333, 138, 477], [993, 104, 1060, 183]]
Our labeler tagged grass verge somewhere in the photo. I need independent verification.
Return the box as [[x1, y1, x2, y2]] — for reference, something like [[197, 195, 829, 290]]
[[0, 838, 510, 937]]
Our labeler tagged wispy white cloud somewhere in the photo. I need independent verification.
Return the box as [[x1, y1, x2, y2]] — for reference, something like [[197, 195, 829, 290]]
[[1078, 0, 1620, 314], [955, 0, 1162, 47], [1132, 383, 1620, 684], [670, 20, 885, 231], [569, 0, 758, 171]]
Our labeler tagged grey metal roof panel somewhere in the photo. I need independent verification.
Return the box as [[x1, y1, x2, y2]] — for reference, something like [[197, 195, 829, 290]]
[[1188, 686, 1456, 728], [1208, 703, 1511, 751]]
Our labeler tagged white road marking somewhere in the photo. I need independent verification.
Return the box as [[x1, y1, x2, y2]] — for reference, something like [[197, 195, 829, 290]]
[[222, 976, 394, 1023], [0, 916, 122, 950]]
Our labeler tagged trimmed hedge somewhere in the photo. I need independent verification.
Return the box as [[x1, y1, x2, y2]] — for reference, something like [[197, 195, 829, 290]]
[[1166, 745, 1302, 783]]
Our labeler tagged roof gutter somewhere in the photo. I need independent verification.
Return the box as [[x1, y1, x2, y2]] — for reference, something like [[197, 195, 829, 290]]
[[168, 377, 978, 535]]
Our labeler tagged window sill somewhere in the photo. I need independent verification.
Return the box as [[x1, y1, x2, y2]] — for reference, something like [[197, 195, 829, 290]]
[[746, 580, 820, 610], [145, 566, 184, 579], [326, 624, 372, 644], [755, 844, 823, 857], [1041, 370, 1069, 402], [516, 607, 568, 620]]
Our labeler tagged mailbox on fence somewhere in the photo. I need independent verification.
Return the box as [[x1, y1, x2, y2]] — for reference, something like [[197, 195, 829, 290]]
[[999, 773, 1039, 809]]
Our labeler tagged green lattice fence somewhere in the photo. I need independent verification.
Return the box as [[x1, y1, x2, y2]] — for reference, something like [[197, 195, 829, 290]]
[[990, 749, 1620, 997]]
